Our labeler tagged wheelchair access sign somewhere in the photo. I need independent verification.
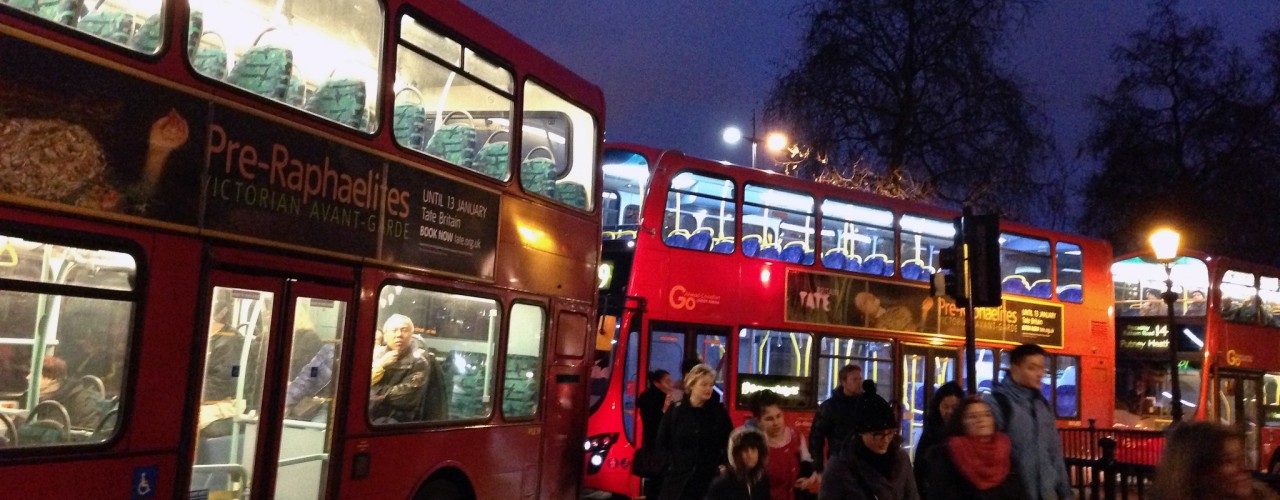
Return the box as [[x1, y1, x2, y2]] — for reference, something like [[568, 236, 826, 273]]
[[132, 465, 158, 499]]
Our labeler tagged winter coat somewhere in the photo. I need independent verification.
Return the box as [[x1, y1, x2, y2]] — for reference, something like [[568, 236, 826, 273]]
[[638, 385, 668, 446], [922, 441, 1026, 500], [369, 350, 430, 423], [913, 381, 965, 498], [706, 427, 772, 500], [819, 436, 920, 500], [657, 397, 734, 500], [706, 472, 770, 500], [984, 376, 1071, 500], [810, 390, 875, 471]]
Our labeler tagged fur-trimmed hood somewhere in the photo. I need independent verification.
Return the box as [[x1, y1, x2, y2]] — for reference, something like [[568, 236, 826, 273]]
[[727, 426, 769, 482]]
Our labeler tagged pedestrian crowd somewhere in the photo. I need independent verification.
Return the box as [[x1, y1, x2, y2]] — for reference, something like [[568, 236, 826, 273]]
[[631, 344, 1280, 499]]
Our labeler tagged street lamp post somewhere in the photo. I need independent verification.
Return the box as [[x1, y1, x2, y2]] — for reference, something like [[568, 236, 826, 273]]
[[1150, 228, 1183, 422], [722, 112, 787, 168]]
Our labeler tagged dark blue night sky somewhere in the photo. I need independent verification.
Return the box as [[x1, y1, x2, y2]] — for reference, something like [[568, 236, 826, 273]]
[[462, 1, 1280, 190]]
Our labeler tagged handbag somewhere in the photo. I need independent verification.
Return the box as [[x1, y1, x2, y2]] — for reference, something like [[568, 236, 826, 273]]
[[631, 446, 667, 478]]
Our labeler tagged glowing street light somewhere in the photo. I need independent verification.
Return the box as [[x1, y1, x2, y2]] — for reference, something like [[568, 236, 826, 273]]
[[722, 114, 788, 168], [1149, 227, 1183, 422]]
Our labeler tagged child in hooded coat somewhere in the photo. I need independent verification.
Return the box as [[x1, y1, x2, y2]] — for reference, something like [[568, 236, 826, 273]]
[[706, 427, 771, 500]]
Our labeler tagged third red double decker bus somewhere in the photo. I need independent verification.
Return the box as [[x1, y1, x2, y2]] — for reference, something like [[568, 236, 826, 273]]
[[583, 144, 1115, 498], [1112, 251, 1280, 470]]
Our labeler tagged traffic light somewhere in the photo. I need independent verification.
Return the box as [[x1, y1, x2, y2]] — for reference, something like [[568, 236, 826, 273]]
[[931, 213, 1001, 308], [932, 245, 967, 305], [963, 214, 1001, 307]]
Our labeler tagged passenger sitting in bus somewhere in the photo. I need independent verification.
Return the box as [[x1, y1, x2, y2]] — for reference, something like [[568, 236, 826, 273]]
[[1184, 290, 1207, 316], [622, 204, 640, 225], [34, 355, 102, 430], [369, 314, 430, 423], [1139, 289, 1166, 316]]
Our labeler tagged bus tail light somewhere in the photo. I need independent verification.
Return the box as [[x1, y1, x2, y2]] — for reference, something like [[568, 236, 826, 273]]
[[583, 432, 619, 475]]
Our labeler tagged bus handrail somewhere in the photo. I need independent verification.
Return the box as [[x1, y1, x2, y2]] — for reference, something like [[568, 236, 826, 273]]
[[282, 418, 328, 430], [278, 453, 329, 467]]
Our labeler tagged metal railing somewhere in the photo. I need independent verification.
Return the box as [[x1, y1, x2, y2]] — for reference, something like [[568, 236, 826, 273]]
[[1060, 420, 1162, 500]]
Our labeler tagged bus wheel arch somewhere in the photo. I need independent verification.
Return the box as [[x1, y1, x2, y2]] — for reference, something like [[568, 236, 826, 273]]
[[414, 467, 475, 500]]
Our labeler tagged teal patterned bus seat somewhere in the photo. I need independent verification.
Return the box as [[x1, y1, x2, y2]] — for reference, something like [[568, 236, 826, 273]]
[[305, 78, 367, 129], [502, 355, 539, 417], [520, 157, 556, 197], [79, 10, 133, 44], [425, 111, 477, 167], [9, 0, 81, 26], [227, 45, 293, 100], [553, 182, 587, 209], [129, 13, 161, 53], [471, 130, 510, 180], [191, 30, 229, 81], [284, 74, 306, 107], [447, 351, 488, 419]]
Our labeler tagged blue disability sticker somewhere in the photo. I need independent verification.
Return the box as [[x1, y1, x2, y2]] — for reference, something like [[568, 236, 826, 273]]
[[132, 465, 158, 499]]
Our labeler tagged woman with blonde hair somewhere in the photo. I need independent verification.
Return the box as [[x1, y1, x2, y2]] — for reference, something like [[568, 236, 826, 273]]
[[1151, 421, 1277, 500], [657, 363, 734, 500]]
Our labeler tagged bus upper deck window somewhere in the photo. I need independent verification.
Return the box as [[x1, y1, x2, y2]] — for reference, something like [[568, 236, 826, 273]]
[[998, 233, 1051, 299], [744, 184, 815, 265], [522, 81, 597, 210], [1055, 242, 1084, 303], [820, 200, 894, 275], [188, 0, 385, 132], [898, 215, 954, 280], [1221, 270, 1259, 324], [663, 171, 736, 254], [4, 0, 164, 53], [397, 16, 515, 181]]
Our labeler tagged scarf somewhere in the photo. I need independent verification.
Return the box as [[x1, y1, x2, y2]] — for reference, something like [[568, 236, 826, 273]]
[[853, 437, 895, 478], [946, 434, 1012, 490]]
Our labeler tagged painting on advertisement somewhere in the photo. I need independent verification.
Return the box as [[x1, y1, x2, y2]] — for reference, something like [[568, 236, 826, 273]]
[[785, 269, 1063, 347]]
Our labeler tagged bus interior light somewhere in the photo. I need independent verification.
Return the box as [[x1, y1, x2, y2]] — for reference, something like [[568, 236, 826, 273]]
[[1181, 328, 1204, 349]]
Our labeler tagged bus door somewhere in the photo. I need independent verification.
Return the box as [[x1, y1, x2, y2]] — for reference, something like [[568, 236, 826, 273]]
[[1218, 370, 1264, 468], [900, 345, 957, 458], [647, 322, 729, 403], [542, 305, 592, 500], [188, 269, 349, 500]]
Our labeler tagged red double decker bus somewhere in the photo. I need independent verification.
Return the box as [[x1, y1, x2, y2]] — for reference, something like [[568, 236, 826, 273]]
[[1112, 251, 1280, 470], [0, 0, 603, 498], [583, 144, 1115, 498]]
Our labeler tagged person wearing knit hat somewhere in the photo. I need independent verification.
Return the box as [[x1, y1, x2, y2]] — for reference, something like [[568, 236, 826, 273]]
[[705, 427, 771, 500], [818, 394, 919, 499]]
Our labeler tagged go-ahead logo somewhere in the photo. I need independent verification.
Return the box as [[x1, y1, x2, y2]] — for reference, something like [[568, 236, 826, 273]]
[[669, 285, 697, 310], [668, 285, 722, 311]]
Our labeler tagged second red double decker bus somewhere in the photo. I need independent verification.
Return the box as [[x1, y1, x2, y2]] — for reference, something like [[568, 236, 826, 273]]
[[583, 144, 1115, 498]]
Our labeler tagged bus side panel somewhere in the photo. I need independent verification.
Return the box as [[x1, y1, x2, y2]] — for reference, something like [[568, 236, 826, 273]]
[[495, 198, 599, 300], [337, 425, 543, 498], [131, 232, 204, 450], [0, 208, 201, 496], [1, 453, 179, 498]]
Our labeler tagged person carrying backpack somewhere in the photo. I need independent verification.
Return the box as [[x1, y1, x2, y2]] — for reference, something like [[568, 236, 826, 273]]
[[983, 344, 1070, 500]]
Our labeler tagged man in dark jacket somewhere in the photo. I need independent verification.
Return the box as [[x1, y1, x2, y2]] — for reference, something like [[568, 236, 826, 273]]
[[636, 369, 673, 498], [369, 314, 430, 423], [810, 364, 872, 472], [983, 344, 1071, 500]]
